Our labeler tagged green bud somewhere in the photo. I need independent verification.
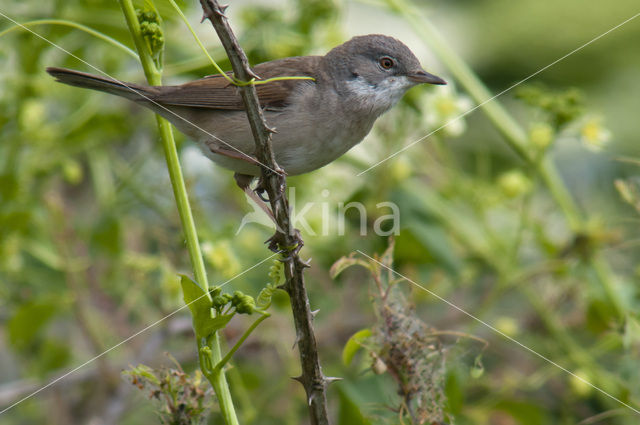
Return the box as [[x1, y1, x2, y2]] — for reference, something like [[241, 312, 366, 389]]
[[62, 159, 83, 185], [230, 290, 255, 314], [231, 291, 245, 306], [498, 170, 532, 198], [212, 295, 227, 309], [236, 296, 256, 315], [135, 8, 164, 68], [529, 122, 554, 150]]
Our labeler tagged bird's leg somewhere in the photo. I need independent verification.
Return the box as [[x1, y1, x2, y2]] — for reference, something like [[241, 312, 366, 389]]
[[234, 173, 277, 224], [210, 146, 283, 203], [254, 167, 287, 203], [265, 228, 305, 255], [253, 177, 270, 202], [209, 147, 276, 222]]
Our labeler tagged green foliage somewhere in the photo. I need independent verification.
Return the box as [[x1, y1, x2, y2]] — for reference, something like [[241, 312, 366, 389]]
[[516, 84, 585, 129], [7, 300, 58, 351], [336, 388, 373, 425], [2, 0, 640, 423], [342, 328, 372, 366], [180, 275, 233, 338]]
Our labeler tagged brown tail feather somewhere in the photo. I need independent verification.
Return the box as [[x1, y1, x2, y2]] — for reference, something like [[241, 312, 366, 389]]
[[46, 67, 156, 101]]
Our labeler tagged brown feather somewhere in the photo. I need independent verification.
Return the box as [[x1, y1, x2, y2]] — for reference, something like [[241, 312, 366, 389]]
[[150, 56, 322, 110]]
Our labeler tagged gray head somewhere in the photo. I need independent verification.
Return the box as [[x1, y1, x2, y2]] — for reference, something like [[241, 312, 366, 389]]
[[324, 34, 445, 112]]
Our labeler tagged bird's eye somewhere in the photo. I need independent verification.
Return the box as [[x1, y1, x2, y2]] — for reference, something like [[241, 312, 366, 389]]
[[379, 57, 394, 69]]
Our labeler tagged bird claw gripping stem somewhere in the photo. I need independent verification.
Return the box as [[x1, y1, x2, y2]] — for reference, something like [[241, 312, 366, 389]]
[[265, 228, 304, 255]]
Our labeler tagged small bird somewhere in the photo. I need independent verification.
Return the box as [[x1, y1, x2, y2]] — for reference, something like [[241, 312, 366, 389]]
[[47, 34, 445, 199]]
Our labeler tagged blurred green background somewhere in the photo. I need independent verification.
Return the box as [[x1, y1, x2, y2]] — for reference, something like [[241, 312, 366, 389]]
[[1, 0, 640, 424]]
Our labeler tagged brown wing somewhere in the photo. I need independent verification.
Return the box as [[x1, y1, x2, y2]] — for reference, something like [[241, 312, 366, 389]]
[[151, 56, 322, 110]]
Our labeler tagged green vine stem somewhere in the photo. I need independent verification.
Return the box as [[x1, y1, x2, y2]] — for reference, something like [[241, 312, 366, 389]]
[[165, 0, 314, 87], [117, 1, 239, 424], [384, 0, 625, 318], [214, 312, 271, 373]]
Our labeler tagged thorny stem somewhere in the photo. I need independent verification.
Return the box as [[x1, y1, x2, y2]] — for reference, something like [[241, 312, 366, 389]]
[[118, 1, 238, 424], [199, 1, 331, 424]]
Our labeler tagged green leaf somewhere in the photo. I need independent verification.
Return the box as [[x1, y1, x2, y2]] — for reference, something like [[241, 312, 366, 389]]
[[342, 329, 372, 366], [0, 173, 18, 202], [494, 399, 548, 425], [585, 297, 616, 334], [0, 210, 31, 239], [91, 215, 122, 256], [125, 364, 161, 386], [445, 369, 464, 415], [179, 274, 231, 338], [404, 221, 462, 274], [8, 300, 58, 351], [35, 339, 71, 375], [337, 387, 373, 425]]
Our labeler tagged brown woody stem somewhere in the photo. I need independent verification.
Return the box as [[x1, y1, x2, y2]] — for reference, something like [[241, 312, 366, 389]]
[[198, 1, 331, 424]]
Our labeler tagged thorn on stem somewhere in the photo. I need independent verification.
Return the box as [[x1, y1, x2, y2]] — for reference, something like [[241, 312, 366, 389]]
[[325, 376, 343, 384], [292, 332, 301, 349], [299, 257, 312, 268], [214, 4, 229, 17], [308, 392, 316, 406]]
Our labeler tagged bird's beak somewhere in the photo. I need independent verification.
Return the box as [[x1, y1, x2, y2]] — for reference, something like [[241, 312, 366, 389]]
[[407, 69, 447, 85]]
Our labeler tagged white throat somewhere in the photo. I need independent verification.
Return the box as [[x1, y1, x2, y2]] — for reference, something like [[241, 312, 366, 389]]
[[344, 75, 414, 115]]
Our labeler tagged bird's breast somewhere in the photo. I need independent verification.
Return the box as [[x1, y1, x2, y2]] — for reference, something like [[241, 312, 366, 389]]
[[267, 102, 377, 175]]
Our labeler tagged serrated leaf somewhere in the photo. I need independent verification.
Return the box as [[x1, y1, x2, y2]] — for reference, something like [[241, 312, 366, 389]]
[[342, 328, 372, 366]]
